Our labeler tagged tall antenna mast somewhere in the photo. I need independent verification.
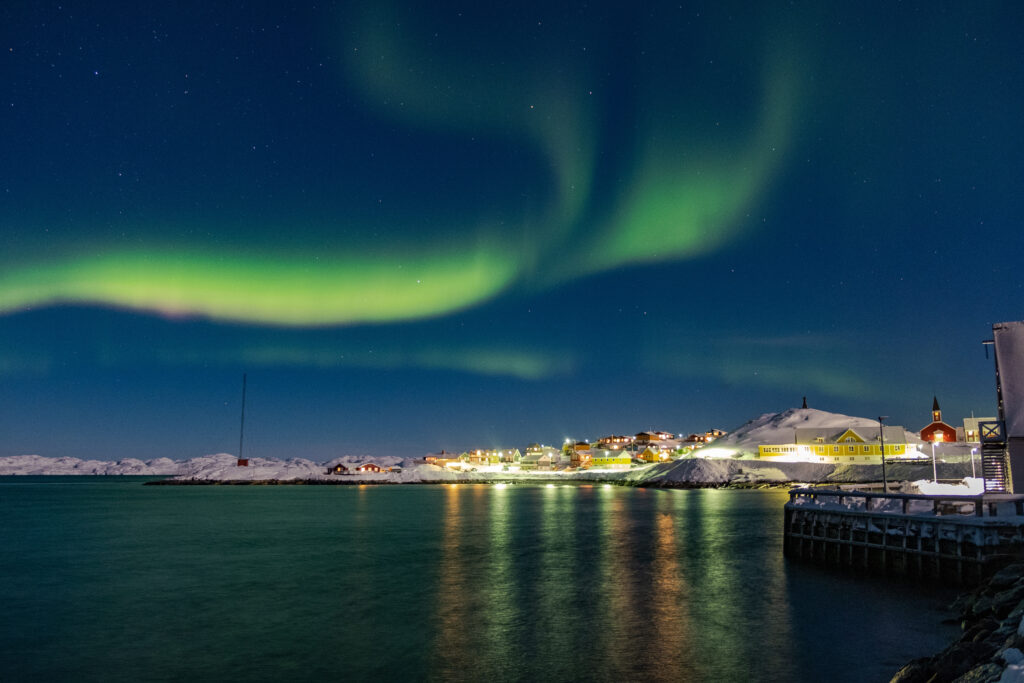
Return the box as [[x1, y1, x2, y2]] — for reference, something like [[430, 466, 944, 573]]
[[237, 373, 248, 466]]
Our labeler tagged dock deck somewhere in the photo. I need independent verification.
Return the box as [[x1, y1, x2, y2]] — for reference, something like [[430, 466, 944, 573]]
[[784, 488, 1024, 584]]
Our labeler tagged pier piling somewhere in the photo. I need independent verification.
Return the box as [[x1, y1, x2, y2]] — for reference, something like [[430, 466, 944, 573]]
[[784, 488, 1024, 585]]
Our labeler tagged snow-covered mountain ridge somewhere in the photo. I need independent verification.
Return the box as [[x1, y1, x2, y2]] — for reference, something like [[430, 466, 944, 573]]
[[0, 453, 395, 477], [0, 455, 186, 476]]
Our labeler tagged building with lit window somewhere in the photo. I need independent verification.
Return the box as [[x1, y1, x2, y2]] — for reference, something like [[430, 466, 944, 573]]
[[463, 449, 521, 466], [920, 397, 958, 443], [522, 444, 560, 470], [704, 429, 727, 443], [570, 441, 592, 468], [589, 448, 632, 469], [635, 431, 675, 446], [963, 416, 999, 443], [759, 426, 912, 463], [638, 446, 673, 463], [597, 435, 633, 450]]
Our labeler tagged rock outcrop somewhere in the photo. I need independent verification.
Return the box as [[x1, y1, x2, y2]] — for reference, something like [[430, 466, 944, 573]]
[[892, 564, 1024, 682]]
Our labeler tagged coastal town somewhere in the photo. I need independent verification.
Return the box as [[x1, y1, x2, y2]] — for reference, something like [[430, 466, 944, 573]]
[[316, 396, 993, 476]]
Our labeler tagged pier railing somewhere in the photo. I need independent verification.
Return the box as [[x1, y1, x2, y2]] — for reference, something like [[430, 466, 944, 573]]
[[784, 488, 1024, 584], [787, 488, 1024, 518]]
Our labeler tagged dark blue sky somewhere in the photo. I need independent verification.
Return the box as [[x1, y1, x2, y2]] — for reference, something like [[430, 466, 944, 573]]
[[1, 1, 1021, 460]]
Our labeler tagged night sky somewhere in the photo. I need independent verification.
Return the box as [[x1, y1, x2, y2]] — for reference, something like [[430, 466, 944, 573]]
[[2, 2, 1022, 461]]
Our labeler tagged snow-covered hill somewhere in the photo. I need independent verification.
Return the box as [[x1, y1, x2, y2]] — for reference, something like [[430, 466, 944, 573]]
[[0, 455, 185, 475], [705, 408, 924, 458]]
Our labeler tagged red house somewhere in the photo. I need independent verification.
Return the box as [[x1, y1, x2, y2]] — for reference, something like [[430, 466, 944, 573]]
[[920, 397, 958, 443], [355, 462, 382, 474]]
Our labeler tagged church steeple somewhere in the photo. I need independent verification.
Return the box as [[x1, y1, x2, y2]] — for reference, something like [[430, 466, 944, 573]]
[[802, 396, 808, 409], [932, 396, 941, 423]]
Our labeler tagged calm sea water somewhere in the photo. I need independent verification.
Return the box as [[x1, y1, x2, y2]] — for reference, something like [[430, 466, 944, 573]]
[[0, 478, 956, 682]]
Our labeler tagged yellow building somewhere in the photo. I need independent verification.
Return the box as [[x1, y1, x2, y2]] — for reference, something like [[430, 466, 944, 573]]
[[589, 448, 632, 469], [638, 446, 672, 463], [759, 427, 915, 463]]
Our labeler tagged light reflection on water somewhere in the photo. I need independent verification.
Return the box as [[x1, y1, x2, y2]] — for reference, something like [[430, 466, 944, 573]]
[[652, 494, 689, 682], [0, 479, 956, 682]]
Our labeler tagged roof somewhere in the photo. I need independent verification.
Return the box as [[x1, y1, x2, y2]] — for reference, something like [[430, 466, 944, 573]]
[[591, 448, 631, 458], [794, 426, 907, 445]]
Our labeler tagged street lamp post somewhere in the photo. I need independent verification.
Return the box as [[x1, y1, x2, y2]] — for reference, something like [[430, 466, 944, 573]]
[[931, 440, 938, 483], [879, 416, 889, 493]]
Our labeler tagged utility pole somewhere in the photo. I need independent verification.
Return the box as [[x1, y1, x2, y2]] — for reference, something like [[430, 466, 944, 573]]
[[878, 416, 889, 493], [238, 373, 247, 465]]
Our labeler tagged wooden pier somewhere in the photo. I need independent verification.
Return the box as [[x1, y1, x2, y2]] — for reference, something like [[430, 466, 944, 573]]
[[784, 488, 1024, 585]]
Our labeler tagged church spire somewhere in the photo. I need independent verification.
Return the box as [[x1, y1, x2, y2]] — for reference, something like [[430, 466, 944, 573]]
[[932, 396, 941, 423]]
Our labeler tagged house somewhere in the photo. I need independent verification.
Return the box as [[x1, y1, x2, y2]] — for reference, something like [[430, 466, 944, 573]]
[[635, 431, 674, 447], [463, 449, 520, 466], [355, 462, 383, 474], [524, 444, 560, 470], [499, 448, 522, 464], [464, 450, 497, 466], [920, 397, 958, 443], [590, 448, 632, 469], [704, 429, 727, 443], [433, 458, 464, 471], [570, 441, 592, 468], [638, 446, 672, 463], [963, 416, 999, 443], [759, 425, 912, 463], [597, 435, 633, 450], [520, 452, 554, 470], [326, 463, 349, 475], [424, 450, 459, 464]]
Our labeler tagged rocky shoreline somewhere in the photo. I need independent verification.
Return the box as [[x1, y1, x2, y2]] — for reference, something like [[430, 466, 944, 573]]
[[892, 563, 1024, 682]]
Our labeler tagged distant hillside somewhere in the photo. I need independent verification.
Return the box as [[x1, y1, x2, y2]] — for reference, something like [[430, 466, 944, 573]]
[[0, 455, 184, 475], [708, 408, 923, 458]]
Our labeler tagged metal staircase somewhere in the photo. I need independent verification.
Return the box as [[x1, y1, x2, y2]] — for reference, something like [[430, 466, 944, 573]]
[[979, 420, 1009, 493]]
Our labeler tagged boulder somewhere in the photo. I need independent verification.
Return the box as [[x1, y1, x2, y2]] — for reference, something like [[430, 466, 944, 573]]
[[991, 584, 1024, 619], [988, 564, 1024, 590], [952, 661, 1003, 682], [889, 658, 933, 683]]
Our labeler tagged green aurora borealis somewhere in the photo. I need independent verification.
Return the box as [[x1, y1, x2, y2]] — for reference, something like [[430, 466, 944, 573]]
[[1, 6, 797, 326], [1, 1, 1021, 459]]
